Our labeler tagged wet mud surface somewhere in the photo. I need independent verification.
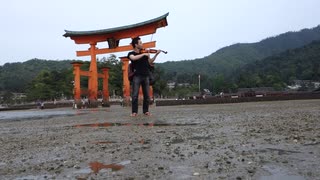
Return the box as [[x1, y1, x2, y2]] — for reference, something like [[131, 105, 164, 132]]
[[0, 99, 319, 179]]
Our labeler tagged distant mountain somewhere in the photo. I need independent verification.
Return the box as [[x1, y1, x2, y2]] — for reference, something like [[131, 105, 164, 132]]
[[235, 40, 320, 88], [158, 25, 320, 78]]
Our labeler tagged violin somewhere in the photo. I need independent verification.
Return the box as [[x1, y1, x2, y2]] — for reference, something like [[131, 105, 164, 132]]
[[141, 49, 168, 54]]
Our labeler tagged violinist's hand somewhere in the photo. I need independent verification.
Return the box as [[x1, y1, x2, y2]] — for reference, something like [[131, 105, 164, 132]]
[[156, 50, 161, 55]]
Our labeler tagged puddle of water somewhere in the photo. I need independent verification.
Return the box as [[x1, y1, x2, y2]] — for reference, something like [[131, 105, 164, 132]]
[[168, 166, 195, 179], [117, 160, 131, 166], [258, 164, 305, 180], [14, 175, 52, 180], [259, 175, 305, 180], [91, 139, 147, 145], [74, 122, 198, 128], [188, 136, 213, 141], [0, 109, 86, 121], [265, 148, 301, 155], [90, 141, 116, 144], [89, 162, 124, 173], [73, 168, 92, 174], [75, 122, 120, 128]]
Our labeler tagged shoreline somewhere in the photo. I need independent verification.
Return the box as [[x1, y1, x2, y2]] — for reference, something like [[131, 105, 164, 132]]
[[1, 91, 320, 111]]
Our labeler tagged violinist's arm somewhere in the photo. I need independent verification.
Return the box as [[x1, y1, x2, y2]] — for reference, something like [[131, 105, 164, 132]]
[[129, 53, 149, 61]]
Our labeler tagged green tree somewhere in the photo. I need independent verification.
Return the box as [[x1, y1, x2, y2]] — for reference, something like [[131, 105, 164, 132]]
[[26, 69, 74, 101], [1, 91, 14, 104], [213, 74, 226, 93], [152, 66, 169, 97]]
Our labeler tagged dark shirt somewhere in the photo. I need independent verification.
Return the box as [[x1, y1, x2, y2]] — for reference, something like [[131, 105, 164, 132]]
[[127, 51, 150, 76]]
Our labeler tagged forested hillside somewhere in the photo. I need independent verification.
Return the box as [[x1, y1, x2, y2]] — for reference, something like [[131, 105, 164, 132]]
[[234, 40, 320, 89], [158, 25, 320, 79], [0, 59, 73, 92]]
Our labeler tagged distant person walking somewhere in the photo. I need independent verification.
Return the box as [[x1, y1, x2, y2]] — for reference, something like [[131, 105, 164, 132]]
[[127, 37, 161, 117], [40, 101, 45, 110]]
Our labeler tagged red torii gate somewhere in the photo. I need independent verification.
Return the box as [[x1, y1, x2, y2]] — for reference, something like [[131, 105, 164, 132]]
[[63, 13, 169, 107]]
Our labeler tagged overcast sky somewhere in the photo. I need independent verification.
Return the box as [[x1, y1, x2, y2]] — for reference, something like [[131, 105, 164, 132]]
[[1, 0, 320, 65]]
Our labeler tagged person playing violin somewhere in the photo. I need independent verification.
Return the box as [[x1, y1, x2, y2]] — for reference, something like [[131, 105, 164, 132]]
[[127, 36, 161, 117]]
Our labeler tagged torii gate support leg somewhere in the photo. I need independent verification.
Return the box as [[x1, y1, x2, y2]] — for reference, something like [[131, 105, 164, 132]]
[[101, 67, 110, 107], [71, 62, 83, 108], [88, 43, 99, 107]]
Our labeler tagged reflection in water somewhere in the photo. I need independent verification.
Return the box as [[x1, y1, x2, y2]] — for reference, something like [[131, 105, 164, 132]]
[[258, 164, 305, 180], [90, 109, 99, 113], [90, 141, 116, 144], [0, 109, 87, 121], [74, 122, 198, 128], [89, 162, 124, 173], [91, 139, 146, 145]]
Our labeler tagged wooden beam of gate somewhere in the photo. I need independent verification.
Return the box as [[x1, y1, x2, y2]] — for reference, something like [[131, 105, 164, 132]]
[[98, 74, 105, 78], [80, 71, 90, 77], [76, 41, 156, 57]]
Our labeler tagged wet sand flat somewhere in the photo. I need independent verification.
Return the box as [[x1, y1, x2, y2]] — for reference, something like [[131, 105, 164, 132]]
[[0, 99, 319, 179]]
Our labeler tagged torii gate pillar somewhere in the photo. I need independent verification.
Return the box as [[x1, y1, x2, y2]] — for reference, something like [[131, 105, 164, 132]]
[[101, 67, 110, 107], [71, 62, 83, 107], [88, 43, 99, 107], [120, 57, 131, 106]]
